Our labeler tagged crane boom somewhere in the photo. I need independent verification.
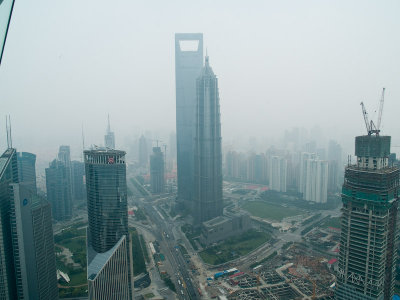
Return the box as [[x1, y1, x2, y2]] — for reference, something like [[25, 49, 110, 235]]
[[360, 102, 371, 135], [376, 87, 385, 131]]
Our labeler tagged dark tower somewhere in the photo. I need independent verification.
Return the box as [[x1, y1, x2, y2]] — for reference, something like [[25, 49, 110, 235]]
[[336, 135, 399, 299], [175, 33, 203, 211], [193, 55, 223, 224], [84, 148, 133, 300]]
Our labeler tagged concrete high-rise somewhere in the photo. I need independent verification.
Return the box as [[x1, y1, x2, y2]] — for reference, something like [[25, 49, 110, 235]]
[[336, 135, 399, 299], [17, 152, 37, 194], [10, 183, 58, 300], [269, 156, 287, 193], [175, 33, 203, 210], [304, 159, 329, 203], [104, 115, 115, 149], [193, 55, 223, 224], [150, 147, 165, 194], [0, 148, 19, 299], [84, 149, 133, 300], [45, 159, 72, 221], [299, 152, 316, 196]]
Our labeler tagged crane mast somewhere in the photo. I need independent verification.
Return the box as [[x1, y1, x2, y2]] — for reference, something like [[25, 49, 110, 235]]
[[360, 88, 386, 136]]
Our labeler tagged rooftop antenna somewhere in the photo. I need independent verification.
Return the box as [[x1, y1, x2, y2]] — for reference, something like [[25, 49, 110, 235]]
[[107, 114, 111, 133]]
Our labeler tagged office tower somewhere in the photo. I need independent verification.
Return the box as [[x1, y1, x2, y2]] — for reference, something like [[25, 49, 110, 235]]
[[45, 159, 72, 221], [304, 159, 329, 203], [336, 135, 399, 299], [10, 183, 58, 300], [0, 148, 18, 299], [58, 145, 74, 200], [269, 156, 287, 193], [138, 135, 148, 167], [193, 55, 223, 224], [84, 149, 133, 300], [150, 147, 165, 194], [175, 33, 203, 210], [71, 160, 85, 200], [17, 151, 37, 194], [299, 152, 316, 195], [104, 115, 115, 149]]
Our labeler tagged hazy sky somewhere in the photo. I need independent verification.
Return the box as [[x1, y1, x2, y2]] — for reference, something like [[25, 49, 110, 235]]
[[1, 0, 399, 161]]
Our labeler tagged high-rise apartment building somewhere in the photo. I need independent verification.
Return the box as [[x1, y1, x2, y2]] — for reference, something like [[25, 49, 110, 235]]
[[304, 159, 329, 203], [45, 159, 72, 221], [336, 135, 399, 299], [299, 152, 316, 195], [193, 55, 223, 224], [10, 183, 58, 300], [269, 156, 287, 193], [104, 115, 115, 149], [17, 152, 37, 194], [150, 147, 164, 194], [84, 149, 133, 300], [175, 33, 203, 210], [0, 148, 19, 299]]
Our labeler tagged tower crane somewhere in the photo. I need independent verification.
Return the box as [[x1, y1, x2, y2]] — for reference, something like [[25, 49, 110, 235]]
[[360, 88, 385, 136]]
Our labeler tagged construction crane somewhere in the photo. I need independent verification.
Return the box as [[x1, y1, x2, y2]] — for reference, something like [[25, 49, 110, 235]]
[[360, 88, 385, 136]]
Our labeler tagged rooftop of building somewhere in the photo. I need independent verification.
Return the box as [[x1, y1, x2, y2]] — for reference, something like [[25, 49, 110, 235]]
[[203, 215, 229, 228]]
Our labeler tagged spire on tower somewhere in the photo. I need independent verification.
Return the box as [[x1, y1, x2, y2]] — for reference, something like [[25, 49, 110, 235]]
[[107, 114, 111, 133]]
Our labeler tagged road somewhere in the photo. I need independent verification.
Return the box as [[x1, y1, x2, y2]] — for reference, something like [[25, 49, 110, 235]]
[[142, 202, 199, 299]]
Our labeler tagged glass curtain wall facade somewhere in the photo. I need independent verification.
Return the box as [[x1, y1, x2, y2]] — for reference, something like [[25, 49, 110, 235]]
[[84, 149, 133, 300], [193, 56, 223, 224], [175, 33, 203, 211]]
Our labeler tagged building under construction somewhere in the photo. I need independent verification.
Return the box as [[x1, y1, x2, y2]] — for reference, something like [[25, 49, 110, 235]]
[[336, 135, 399, 299]]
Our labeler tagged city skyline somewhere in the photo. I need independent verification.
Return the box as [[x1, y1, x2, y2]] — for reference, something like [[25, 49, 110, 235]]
[[1, 1, 400, 160]]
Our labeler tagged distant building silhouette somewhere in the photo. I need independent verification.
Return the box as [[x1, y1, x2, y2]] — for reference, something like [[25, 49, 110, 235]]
[[84, 149, 133, 300], [104, 115, 115, 149], [138, 135, 148, 167], [45, 159, 72, 221], [150, 147, 164, 194], [17, 152, 37, 194], [193, 55, 223, 224], [175, 33, 203, 211], [336, 135, 399, 299]]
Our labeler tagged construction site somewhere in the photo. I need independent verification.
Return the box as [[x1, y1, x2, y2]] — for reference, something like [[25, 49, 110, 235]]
[[202, 242, 336, 299]]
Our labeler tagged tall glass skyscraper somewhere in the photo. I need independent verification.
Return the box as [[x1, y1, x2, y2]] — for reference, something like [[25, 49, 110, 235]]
[[104, 115, 115, 149], [45, 159, 72, 221], [17, 152, 37, 194], [175, 33, 203, 211], [10, 183, 58, 300], [193, 56, 223, 224], [336, 135, 399, 299], [0, 148, 18, 299], [84, 148, 133, 300], [150, 147, 165, 194]]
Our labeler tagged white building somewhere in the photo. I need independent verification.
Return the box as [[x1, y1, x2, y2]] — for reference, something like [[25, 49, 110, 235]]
[[304, 159, 329, 203], [269, 156, 287, 193], [299, 152, 316, 195]]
